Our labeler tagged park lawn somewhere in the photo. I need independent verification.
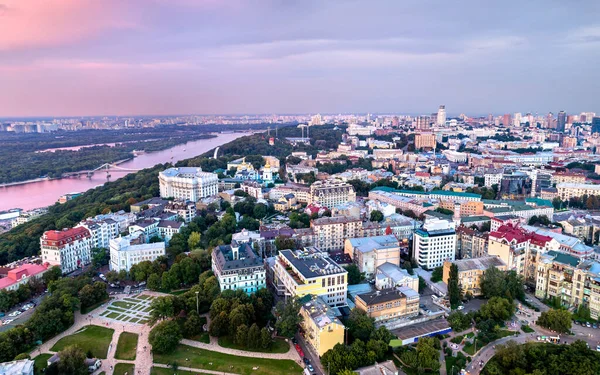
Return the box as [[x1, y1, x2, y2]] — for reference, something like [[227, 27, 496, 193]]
[[114, 363, 135, 375], [33, 353, 52, 375], [218, 335, 290, 354], [189, 332, 210, 343], [113, 301, 136, 309], [150, 367, 212, 375], [153, 344, 303, 375], [81, 297, 110, 314], [115, 332, 139, 360], [51, 325, 114, 359]]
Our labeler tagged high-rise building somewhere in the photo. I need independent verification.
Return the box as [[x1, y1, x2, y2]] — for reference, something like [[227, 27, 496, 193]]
[[436, 105, 446, 126], [413, 218, 456, 269], [557, 111, 566, 132], [415, 133, 436, 149], [415, 115, 430, 130], [502, 114, 511, 127], [513, 113, 522, 127], [591, 117, 600, 134]]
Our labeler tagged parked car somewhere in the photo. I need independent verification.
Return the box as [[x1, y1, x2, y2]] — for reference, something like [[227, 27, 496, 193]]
[[303, 357, 310, 365], [307, 364, 314, 372], [586, 322, 591, 328], [457, 305, 464, 311], [593, 323, 598, 329], [3, 319, 14, 325]]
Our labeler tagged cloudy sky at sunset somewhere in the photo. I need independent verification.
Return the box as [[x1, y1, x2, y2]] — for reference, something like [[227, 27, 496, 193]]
[[1, 0, 599, 117]]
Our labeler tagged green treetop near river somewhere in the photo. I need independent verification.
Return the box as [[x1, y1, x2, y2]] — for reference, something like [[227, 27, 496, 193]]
[[0, 124, 345, 265]]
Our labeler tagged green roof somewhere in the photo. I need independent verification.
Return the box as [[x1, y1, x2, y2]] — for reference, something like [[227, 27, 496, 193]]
[[396, 189, 426, 195], [526, 197, 553, 207], [461, 215, 491, 223], [429, 191, 482, 199], [371, 186, 401, 193], [487, 207, 512, 213], [423, 210, 452, 220], [548, 250, 580, 268]]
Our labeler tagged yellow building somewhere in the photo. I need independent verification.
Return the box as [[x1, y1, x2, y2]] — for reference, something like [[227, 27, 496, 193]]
[[273, 247, 348, 307], [442, 256, 507, 297], [299, 295, 345, 356], [415, 133, 436, 149], [354, 287, 419, 323]]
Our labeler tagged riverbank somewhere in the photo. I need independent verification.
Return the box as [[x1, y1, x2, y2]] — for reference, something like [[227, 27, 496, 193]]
[[0, 132, 249, 211]]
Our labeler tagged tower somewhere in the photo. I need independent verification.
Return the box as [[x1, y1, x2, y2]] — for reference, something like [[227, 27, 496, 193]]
[[436, 105, 446, 126], [557, 111, 566, 132]]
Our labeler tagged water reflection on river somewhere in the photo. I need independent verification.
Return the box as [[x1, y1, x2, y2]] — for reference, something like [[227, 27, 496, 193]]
[[0, 132, 247, 211]]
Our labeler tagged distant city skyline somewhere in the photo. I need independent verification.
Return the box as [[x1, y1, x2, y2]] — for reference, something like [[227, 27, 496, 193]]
[[0, 0, 598, 116]]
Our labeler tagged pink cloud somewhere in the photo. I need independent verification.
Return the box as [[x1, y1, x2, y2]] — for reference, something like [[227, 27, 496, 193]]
[[0, 0, 138, 51]]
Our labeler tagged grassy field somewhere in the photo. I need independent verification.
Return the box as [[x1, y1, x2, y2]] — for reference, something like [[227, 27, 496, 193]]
[[33, 353, 52, 375], [153, 344, 303, 375], [189, 332, 210, 343], [114, 363, 135, 375], [116, 332, 139, 360], [50, 325, 114, 359], [218, 336, 290, 353], [113, 301, 136, 309], [150, 367, 213, 375]]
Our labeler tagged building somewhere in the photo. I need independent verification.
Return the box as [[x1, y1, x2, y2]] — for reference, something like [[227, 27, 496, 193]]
[[413, 218, 456, 269], [415, 116, 430, 130], [0, 359, 34, 375], [557, 110, 566, 132], [436, 105, 446, 126], [273, 247, 347, 307], [456, 225, 489, 259], [355, 286, 419, 323], [157, 220, 184, 244], [164, 200, 197, 223], [442, 256, 507, 297], [212, 241, 266, 294], [592, 117, 600, 134], [10, 208, 47, 228], [159, 167, 218, 201], [299, 295, 345, 356], [40, 227, 93, 274], [344, 235, 400, 277], [77, 219, 116, 249], [535, 250, 587, 309], [311, 216, 362, 252], [415, 133, 436, 150], [354, 360, 398, 375], [309, 180, 357, 208], [551, 172, 586, 185], [557, 183, 600, 201], [109, 233, 166, 272], [0, 263, 48, 291], [374, 262, 419, 292]]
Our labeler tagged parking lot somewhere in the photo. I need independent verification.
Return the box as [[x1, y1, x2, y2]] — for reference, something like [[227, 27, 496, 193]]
[[0, 293, 46, 332]]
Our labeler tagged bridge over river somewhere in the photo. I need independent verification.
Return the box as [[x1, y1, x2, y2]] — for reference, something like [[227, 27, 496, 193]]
[[62, 162, 141, 179]]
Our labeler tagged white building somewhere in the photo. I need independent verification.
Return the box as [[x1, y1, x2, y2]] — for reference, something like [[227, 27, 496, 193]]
[[375, 262, 419, 292], [159, 167, 218, 201], [211, 241, 266, 294], [157, 220, 184, 244], [413, 218, 456, 269], [309, 179, 357, 209], [344, 235, 401, 277], [109, 233, 166, 272], [0, 359, 34, 375], [484, 171, 504, 188], [40, 227, 93, 274], [437, 105, 447, 126], [557, 183, 600, 201], [77, 219, 118, 249]]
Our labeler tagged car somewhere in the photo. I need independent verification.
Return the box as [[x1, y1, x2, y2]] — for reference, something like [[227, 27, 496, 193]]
[[307, 364, 314, 372], [594, 323, 598, 329], [457, 305, 464, 311], [8, 311, 20, 317], [292, 337, 298, 344], [586, 322, 591, 328], [303, 357, 310, 365], [3, 319, 13, 325], [574, 321, 580, 325]]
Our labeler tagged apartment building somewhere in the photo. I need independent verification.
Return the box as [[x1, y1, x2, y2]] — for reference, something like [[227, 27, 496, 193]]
[[413, 218, 456, 269], [362, 217, 418, 240], [415, 133, 436, 149], [76, 220, 116, 249], [164, 200, 197, 223], [273, 247, 347, 307], [355, 286, 419, 323], [442, 256, 506, 297], [40, 227, 93, 274], [109, 232, 166, 272], [344, 235, 400, 277], [311, 216, 362, 252], [157, 220, 184, 244], [159, 167, 218, 201], [535, 251, 587, 309], [439, 200, 484, 217], [299, 295, 345, 356], [309, 180, 357, 208], [557, 183, 600, 201], [0, 263, 48, 291], [456, 226, 489, 259], [367, 190, 437, 216], [551, 171, 586, 185], [212, 241, 266, 294], [269, 183, 311, 203]]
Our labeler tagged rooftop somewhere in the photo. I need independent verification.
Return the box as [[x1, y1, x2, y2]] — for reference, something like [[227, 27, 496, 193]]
[[356, 287, 418, 306], [301, 295, 343, 329], [278, 248, 346, 281], [346, 235, 399, 253], [213, 242, 263, 271], [451, 256, 506, 272]]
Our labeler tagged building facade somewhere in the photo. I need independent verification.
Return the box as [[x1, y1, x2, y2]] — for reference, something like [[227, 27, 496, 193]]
[[299, 295, 345, 356], [109, 233, 166, 272], [442, 256, 506, 297], [212, 241, 266, 294], [309, 180, 357, 208], [413, 218, 456, 269], [40, 227, 93, 274], [355, 287, 420, 323], [159, 167, 218, 201], [344, 235, 401, 277]]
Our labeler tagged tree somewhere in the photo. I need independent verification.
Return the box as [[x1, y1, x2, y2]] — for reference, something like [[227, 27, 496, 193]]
[[209, 311, 230, 337], [370, 210, 384, 222], [235, 324, 249, 347], [183, 310, 203, 339], [149, 320, 182, 354], [90, 247, 109, 268], [418, 276, 427, 293], [247, 323, 261, 349], [481, 266, 505, 299], [275, 298, 302, 338], [43, 266, 62, 284], [56, 346, 88, 375], [187, 232, 201, 250], [431, 266, 443, 283], [161, 270, 179, 291], [260, 327, 271, 349], [448, 264, 462, 308], [253, 203, 268, 219], [147, 273, 161, 291], [346, 309, 374, 343], [479, 297, 514, 323], [345, 264, 365, 285], [274, 236, 296, 250], [537, 308, 572, 333], [149, 296, 176, 324]]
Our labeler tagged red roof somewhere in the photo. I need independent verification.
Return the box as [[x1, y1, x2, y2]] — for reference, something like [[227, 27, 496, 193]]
[[0, 263, 48, 290], [41, 227, 91, 247]]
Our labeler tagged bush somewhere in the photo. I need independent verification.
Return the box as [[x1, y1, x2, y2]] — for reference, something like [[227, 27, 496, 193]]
[[149, 320, 182, 354]]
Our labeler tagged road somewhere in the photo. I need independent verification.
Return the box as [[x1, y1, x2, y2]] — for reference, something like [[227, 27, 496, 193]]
[[0, 293, 47, 332], [295, 332, 323, 375]]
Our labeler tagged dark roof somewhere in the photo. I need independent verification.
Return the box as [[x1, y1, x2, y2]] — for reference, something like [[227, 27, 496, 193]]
[[213, 243, 263, 270], [356, 288, 409, 305]]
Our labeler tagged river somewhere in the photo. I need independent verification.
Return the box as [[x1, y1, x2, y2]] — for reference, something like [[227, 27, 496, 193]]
[[0, 132, 248, 211]]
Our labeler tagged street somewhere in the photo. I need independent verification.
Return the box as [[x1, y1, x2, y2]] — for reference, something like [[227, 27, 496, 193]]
[[0, 293, 47, 332]]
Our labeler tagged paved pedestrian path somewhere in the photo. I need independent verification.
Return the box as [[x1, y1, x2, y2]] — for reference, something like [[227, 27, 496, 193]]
[[154, 363, 239, 375], [180, 337, 301, 361]]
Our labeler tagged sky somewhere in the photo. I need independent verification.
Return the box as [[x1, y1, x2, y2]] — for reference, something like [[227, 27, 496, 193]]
[[0, 0, 599, 117]]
